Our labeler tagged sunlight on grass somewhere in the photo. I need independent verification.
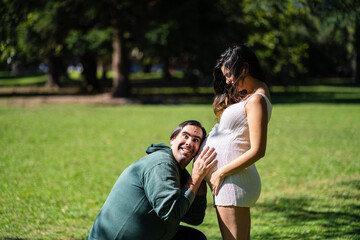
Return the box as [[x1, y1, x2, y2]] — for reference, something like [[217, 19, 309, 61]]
[[0, 74, 47, 86], [0, 70, 183, 87], [68, 71, 82, 80]]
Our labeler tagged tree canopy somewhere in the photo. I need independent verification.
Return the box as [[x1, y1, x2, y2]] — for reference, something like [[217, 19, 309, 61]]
[[1, 0, 359, 95]]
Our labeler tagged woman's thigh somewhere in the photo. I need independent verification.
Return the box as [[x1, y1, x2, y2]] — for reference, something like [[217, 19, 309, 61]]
[[216, 206, 250, 240]]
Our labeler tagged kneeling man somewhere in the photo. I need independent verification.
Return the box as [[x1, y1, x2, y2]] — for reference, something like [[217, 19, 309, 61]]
[[88, 120, 217, 240]]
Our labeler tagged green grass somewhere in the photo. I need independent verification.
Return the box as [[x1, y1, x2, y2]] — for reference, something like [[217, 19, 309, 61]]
[[0, 70, 182, 87], [0, 73, 82, 87], [1, 101, 359, 238], [0, 74, 48, 86]]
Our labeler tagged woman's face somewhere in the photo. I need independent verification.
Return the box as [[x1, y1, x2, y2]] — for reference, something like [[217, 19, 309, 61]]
[[221, 65, 248, 93], [221, 66, 234, 85]]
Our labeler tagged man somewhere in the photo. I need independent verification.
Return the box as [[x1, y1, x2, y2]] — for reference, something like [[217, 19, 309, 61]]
[[88, 120, 217, 240]]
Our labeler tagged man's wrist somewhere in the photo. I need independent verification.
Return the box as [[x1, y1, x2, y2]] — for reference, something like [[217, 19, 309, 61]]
[[181, 187, 195, 203], [196, 180, 207, 196], [185, 174, 203, 195]]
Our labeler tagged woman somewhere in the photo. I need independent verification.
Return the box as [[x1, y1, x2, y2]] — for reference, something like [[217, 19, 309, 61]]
[[202, 44, 272, 240]]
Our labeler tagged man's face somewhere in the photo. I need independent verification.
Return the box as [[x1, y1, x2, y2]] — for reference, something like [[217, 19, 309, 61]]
[[170, 125, 203, 169]]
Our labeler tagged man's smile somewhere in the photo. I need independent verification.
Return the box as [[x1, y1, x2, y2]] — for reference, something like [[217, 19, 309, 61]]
[[180, 145, 193, 155]]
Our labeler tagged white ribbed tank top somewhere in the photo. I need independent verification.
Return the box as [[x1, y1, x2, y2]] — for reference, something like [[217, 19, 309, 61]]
[[202, 93, 272, 207]]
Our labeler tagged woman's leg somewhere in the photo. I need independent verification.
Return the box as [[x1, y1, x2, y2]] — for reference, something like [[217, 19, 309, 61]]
[[216, 206, 251, 240]]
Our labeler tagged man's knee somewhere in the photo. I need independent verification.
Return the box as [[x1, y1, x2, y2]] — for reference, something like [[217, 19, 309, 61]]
[[172, 225, 207, 240]]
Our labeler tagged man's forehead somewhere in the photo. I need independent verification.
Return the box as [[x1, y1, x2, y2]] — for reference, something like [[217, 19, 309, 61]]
[[180, 125, 203, 139]]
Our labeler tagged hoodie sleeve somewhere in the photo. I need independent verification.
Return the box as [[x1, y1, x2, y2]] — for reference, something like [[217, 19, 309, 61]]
[[143, 162, 195, 223], [180, 185, 207, 225]]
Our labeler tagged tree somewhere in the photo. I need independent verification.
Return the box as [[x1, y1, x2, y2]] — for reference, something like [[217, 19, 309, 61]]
[[310, 0, 360, 82], [84, 0, 149, 97], [13, 1, 73, 87], [111, 15, 131, 97], [0, 0, 43, 72], [241, 0, 311, 84], [356, 18, 360, 84], [66, 28, 112, 93], [137, 0, 241, 81], [2, 0, 358, 95]]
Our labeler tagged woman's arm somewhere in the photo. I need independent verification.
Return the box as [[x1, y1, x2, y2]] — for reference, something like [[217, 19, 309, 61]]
[[210, 95, 269, 195]]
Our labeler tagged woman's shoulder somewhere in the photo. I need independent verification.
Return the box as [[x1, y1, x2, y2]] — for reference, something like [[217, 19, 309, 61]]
[[247, 90, 270, 103], [244, 91, 271, 113], [245, 94, 267, 108]]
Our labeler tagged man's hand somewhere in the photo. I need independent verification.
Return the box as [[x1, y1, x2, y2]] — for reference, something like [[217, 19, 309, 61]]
[[184, 147, 217, 195], [193, 146, 217, 179]]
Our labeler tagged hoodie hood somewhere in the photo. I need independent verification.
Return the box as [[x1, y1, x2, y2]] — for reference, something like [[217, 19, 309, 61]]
[[145, 143, 172, 155]]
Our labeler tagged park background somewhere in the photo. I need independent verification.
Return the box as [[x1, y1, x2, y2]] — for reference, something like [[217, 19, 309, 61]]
[[1, 0, 360, 239]]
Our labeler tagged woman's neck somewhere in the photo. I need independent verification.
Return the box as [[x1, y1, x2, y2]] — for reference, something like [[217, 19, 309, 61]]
[[243, 75, 263, 94]]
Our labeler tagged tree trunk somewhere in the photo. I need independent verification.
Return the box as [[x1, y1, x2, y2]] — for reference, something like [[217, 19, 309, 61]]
[[112, 26, 131, 98], [101, 60, 107, 81], [162, 57, 171, 82], [355, 18, 360, 84], [46, 56, 62, 87], [81, 53, 102, 93]]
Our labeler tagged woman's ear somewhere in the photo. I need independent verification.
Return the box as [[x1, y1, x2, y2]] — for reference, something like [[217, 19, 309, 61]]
[[243, 62, 249, 75]]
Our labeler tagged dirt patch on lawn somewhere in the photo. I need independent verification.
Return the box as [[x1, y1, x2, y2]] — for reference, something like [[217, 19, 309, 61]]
[[0, 86, 136, 106], [0, 84, 213, 106]]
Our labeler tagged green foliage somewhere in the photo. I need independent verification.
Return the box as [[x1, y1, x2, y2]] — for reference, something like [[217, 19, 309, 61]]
[[140, 0, 232, 73], [0, 0, 39, 64], [306, 0, 360, 77], [66, 28, 113, 58], [0, 96, 359, 239], [16, 1, 71, 61], [1, 0, 359, 86], [243, 0, 311, 81]]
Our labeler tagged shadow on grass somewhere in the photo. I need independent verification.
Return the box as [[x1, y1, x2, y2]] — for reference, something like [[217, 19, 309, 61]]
[[271, 91, 360, 104], [255, 179, 360, 239], [126, 79, 360, 104], [1, 75, 359, 105], [134, 90, 360, 105]]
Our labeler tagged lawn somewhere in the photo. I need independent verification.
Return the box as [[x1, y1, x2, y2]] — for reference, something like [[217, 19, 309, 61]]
[[0, 71, 179, 87], [0, 88, 359, 239]]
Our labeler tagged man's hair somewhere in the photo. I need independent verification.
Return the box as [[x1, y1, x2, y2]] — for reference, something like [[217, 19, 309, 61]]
[[170, 120, 207, 143]]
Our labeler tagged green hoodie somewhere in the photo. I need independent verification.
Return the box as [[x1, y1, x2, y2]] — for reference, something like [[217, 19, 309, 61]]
[[88, 143, 207, 240]]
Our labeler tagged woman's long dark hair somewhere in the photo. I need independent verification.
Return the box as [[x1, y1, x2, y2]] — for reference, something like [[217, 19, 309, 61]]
[[212, 44, 266, 119]]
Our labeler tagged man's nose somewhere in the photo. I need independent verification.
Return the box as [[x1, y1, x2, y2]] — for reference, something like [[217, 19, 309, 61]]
[[185, 138, 193, 146]]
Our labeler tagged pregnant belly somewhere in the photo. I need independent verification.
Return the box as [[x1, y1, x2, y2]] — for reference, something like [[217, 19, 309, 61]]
[[201, 138, 249, 184]]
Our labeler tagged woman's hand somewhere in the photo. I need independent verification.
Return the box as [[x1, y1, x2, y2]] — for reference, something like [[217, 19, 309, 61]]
[[210, 169, 225, 196]]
